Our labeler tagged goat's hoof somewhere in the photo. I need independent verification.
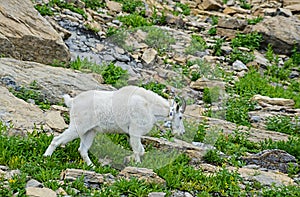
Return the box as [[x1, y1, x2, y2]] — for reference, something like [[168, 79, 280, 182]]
[[123, 156, 132, 165]]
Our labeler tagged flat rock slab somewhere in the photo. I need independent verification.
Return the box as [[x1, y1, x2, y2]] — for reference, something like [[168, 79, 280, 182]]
[[0, 0, 70, 64], [0, 58, 113, 103], [118, 166, 166, 185], [228, 167, 295, 186], [61, 168, 115, 185], [26, 187, 57, 197]]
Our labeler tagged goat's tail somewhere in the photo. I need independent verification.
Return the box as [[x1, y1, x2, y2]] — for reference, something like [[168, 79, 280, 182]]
[[63, 94, 73, 108]]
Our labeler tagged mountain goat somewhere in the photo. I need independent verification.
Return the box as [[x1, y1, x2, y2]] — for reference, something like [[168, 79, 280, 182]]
[[44, 86, 186, 166]]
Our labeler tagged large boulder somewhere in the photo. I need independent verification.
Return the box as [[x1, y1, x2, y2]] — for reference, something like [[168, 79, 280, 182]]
[[0, 0, 70, 64], [0, 58, 113, 104], [249, 16, 300, 55]]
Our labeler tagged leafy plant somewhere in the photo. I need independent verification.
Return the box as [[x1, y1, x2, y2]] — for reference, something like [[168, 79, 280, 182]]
[[117, 14, 151, 28], [231, 32, 262, 51], [265, 64, 291, 81], [101, 62, 128, 87], [229, 48, 255, 64], [192, 122, 208, 142], [34, 4, 54, 16], [117, 0, 144, 14], [225, 97, 255, 126], [82, 0, 106, 10], [211, 16, 219, 25], [203, 87, 221, 104], [212, 37, 224, 56], [266, 115, 299, 135], [174, 3, 190, 16], [239, 0, 252, 9], [208, 27, 217, 35], [231, 68, 300, 108], [247, 16, 263, 25], [141, 82, 168, 98], [203, 149, 225, 166]]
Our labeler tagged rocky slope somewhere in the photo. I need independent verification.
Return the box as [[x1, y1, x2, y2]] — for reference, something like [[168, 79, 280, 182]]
[[0, 0, 299, 196]]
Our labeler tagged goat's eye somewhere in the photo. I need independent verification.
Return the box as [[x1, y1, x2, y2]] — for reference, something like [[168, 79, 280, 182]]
[[179, 116, 182, 120]]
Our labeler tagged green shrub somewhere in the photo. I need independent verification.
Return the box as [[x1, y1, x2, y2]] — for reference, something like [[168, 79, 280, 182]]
[[34, 4, 54, 16], [82, 0, 105, 10], [261, 137, 300, 161], [141, 82, 168, 98], [151, 8, 167, 25], [143, 27, 175, 53], [193, 123, 208, 142], [119, 0, 144, 14], [247, 16, 263, 25], [265, 64, 291, 81], [174, 3, 190, 16], [185, 34, 208, 55], [211, 16, 219, 25], [118, 14, 151, 28], [229, 48, 255, 64], [239, 0, 252, 9], [212, 38, 224, 56], [266, 115, 299, 135], [208, 27, 217, 35], [101, 62, 128, 87], [203, 150, 225, 166], [225, 97, 255, 126], [203, 87, 221, 104], [231, 32, 262, 50]]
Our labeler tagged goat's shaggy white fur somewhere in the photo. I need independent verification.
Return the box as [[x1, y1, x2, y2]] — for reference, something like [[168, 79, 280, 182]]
[[44, 86, 185, 166]]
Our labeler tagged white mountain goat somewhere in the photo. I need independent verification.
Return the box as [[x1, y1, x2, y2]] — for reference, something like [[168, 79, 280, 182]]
[[44, 86, 186, 166]]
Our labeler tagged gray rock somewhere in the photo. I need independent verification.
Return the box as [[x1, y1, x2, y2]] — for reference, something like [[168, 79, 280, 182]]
[[26, 179, 43, 188], [232, 60, 248, 71], [242, 149, 298, 173], [0, 0, 70, 64], [148, 192, 166, 197], [26, 187, 57, 197], [250, 16, 300, 55]]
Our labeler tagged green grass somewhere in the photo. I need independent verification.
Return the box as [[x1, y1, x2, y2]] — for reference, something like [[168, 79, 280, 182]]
[[9, 80, 51, 110]]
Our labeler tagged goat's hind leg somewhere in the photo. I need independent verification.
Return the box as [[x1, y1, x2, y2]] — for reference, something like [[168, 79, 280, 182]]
[[78, 130, 96, 166], [44, 125, 78, 156]]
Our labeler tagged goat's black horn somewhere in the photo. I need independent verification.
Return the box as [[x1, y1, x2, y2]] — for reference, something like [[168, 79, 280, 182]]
[[180, 96, 186, 113]]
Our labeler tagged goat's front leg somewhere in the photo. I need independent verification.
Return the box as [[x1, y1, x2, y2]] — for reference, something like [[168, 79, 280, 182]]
[[128, 135, 145, 163], [78, 130, 96, 167], [44, 127, 78, 156]]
